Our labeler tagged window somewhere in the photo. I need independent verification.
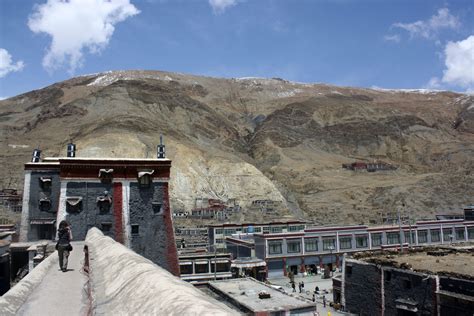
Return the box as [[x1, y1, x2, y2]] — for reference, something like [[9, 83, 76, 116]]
[[371, 233, 382, 247], [101, 223, 112, 233], [152, 202, 163, 215], [289, 225, 304, 232], [194, 262, 209, 274], [455, 228, 465, 240], [468, 227, 474, 240], [253, 227, 262, 233], [287, 240, 301, 253], [387, 232, 400, 245], [271, 226, 283, 233], [418, 230, 428, 244], [97, 195, 112, 214], [322, 238, 336, 251], [263, 227, 271, 234], [305, 238, 318, 252], [443, 228, 453, 242], [211, 262, 230, 273], [430, 229, 441, 242], [268, 241, 282, 254], [384, 270, 392, 282], [215, 229, 223, 235], [131, 224, 139, 236], [180, 264, 193, 275], [66, 197, 83, 213], [403, 279, 412, 289], [138, 170, 154, 187], [39, 197, 52, 212], [404, 231, 415, 244], [355, 235, 368, 248], [215, 238, 224, 244], [39, 177, 52, 190], [98, 169, 113, 183], [224, 228, 236, 236], [339, 237, 352, 249]]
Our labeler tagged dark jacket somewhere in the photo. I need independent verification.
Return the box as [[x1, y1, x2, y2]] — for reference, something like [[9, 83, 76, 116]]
[[58, 228, 71, 246]]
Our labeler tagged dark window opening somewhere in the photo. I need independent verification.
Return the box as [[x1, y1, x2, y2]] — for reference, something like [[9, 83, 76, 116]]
[[98, 169, 114, 183], [39, 198, 52, 212], [211, 262, 230, 273], [131, 224, 139, 236], [180, 264, 193, 275], [195, 263, 209, 274], [403, 279, 412, 289], [66, 197, 83, 213], [385, 271, 392, 282], [39, 177, 52, 191], [101, 223, 112, 233], [138, 170, 154, 188], [97, 195, 112, 214], [152, 202, 163, 215]]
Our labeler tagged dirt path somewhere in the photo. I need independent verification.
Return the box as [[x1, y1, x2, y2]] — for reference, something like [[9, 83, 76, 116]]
[[17, 242, 88, 316]]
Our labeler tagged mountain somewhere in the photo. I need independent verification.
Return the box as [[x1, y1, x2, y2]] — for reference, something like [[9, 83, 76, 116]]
[[1, 70, 473, 225]]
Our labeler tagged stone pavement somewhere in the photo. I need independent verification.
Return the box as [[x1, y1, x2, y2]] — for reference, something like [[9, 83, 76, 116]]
[[268, 274, 347, 316], [16, 241, 88, 316]]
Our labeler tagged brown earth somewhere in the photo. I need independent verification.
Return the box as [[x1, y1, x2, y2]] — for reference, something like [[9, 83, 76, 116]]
[[1, 70, 473, 225]]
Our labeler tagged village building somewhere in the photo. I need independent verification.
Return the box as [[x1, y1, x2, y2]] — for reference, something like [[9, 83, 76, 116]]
[[212, 218, 474, 280], [19, 140, 179, 275], [342, 245, 474, 315], [178, 250, 232, 284], [208, 220, 307, 250]]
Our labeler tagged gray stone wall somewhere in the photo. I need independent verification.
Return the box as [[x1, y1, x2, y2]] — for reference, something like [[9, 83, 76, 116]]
[[65, 182, 114, 241], [344, 260, 382, 315], [383, 269, 436, 315], [129, 182, 168, 269], [27, 171, 60, 240]]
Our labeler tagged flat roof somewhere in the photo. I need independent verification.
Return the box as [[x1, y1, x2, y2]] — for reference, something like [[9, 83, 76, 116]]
[[208, 278, 315, 313], [208, 220, 307, 228], [355, 245, 474, 278]]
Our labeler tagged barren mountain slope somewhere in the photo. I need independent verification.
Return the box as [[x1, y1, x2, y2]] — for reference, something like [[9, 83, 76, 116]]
[[1, 70, 473, 225]]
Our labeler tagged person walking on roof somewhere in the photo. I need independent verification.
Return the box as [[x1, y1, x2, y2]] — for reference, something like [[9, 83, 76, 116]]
[[56, 220, 73, 272]]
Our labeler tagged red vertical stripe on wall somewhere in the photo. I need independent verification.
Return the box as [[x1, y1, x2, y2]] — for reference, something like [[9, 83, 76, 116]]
[[113, 182, 124, 244], [163, 182, 180, 276]]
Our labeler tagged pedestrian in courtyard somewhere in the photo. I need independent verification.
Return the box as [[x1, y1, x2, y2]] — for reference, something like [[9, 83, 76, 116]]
[[315, 286, 320, 294], [56, 220, 73, 272], [291, 281, 296, 292], [323, 295, 326, 308], [301, 281, 305, 292]]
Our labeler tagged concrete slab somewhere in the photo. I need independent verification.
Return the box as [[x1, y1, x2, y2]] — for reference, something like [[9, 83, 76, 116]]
[[209, 277, 316, 314], [16, 242, 88, 316], [268, 274, 347, 315]]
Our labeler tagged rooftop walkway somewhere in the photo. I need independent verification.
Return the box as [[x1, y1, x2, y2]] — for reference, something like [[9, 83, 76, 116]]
[[17, 242, 88, 315], [0, 229, 238, 315]]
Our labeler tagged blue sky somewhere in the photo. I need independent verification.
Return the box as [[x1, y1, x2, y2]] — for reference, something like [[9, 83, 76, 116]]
[[0, 0, 473, 98]]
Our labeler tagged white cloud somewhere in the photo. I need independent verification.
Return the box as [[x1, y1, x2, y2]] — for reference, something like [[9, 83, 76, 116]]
[[392, 8, 459, 39], [384, 34, 401, 43], [425, 77, 442, 89], [28, 0, 140, 73], [0, 48, 25, 78], [442, 35, 474, 89], [209, 0, 238, 14]]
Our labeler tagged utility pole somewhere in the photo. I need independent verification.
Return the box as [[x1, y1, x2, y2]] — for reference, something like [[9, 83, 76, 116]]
[[214, 245, 217, 281]]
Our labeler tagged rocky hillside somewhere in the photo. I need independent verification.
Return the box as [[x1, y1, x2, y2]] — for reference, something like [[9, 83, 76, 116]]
[[1, 70, 473, 225]]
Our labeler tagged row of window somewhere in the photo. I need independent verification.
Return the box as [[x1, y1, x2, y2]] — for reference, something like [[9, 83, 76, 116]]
[[267, 227, 474, 254], [180, 262, 230, 275], [215, 225, 304, 236]]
